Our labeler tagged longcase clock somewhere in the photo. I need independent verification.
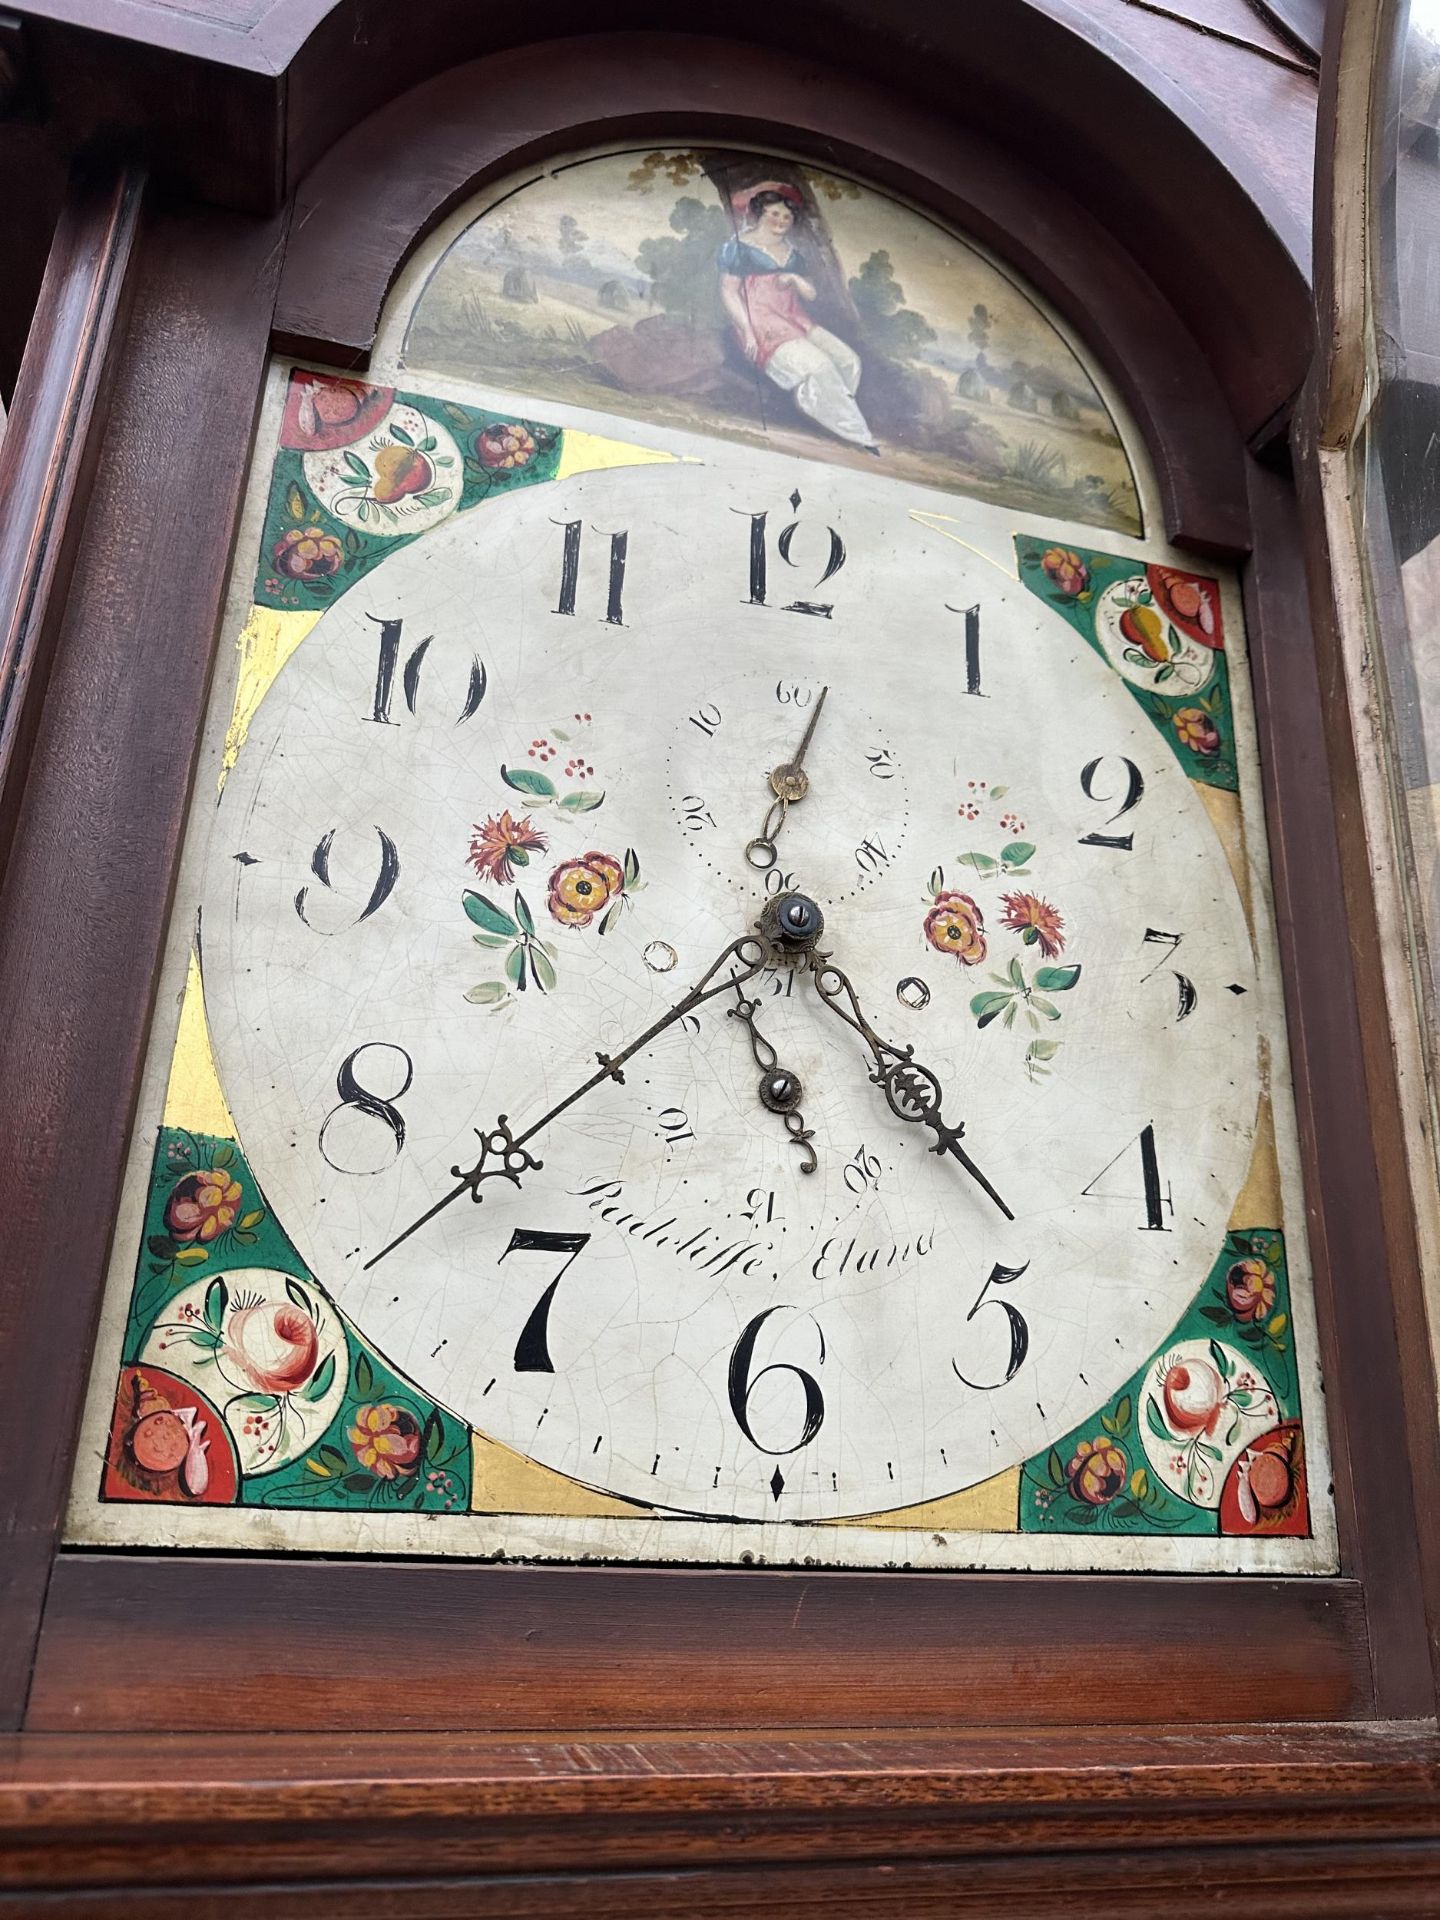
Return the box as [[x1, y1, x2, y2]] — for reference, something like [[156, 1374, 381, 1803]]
[[0, 18, 1435, 1914]]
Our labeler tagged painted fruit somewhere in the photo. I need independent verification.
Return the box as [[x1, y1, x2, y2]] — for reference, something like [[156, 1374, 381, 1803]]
[[281, 374, 394, 452], [1119, 602, 1169, 662], [310, 382, 367, 429], [1161, 1358, 1223, 1436], [224, 1301, 320, 1395], [1150, 566, 1219, 645], [129, 1407, 190, 1473], [1246, 1448, 1293, 1511], [371, 443, 434, 505]]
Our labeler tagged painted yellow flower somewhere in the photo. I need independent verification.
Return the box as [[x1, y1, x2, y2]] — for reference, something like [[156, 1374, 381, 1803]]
[[1174, 706, 1221, 756], [164, 1168, 242, 1244], [923, 890, 987, 964], [348, 1403, 423, 1481], [548, 852, 625, 928]]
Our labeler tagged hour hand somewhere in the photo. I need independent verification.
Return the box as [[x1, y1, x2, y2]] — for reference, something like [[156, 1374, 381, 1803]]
[[806, 947, 1014, 1220], [728, 985, 817, 1173]]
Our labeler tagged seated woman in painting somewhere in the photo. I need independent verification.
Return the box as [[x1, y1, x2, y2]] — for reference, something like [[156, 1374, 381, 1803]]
[[717, 184, 879, 454]]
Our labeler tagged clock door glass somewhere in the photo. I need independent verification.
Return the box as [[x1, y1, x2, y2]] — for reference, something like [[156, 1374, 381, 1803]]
[[68, 143, 1334, 1570]]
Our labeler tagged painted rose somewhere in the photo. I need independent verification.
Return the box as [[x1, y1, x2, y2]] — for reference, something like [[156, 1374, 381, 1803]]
[[164, 1167, 242, 1244], [1173, 706, 1221, 757], [469, 810, 548, 886], [1161, 1357, 1224, 1437], [999, 890, 1065, 959], [548, 852, 625, 928], [1040, 547, 1089, 598], [1148, 565, 1221, 648], [475, 422, 537, 470], [223, 1302, 320, 1395], [1067, 1436, 1127, 1506], [1225, 1255, 1277, 1324], [272, 525, 344, 581], [924, 890, 987, 965], [349, 1403, 423, 1480]]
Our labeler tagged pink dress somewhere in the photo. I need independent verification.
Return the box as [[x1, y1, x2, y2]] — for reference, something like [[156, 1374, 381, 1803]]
[[716, 237, 812, 368]]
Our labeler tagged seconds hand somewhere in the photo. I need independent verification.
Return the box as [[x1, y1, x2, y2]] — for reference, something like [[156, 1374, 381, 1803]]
[[745, 684, 829, 872]]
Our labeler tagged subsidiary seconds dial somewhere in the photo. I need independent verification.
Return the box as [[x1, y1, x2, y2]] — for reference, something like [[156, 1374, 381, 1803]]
[[666, 670, 908, 904]]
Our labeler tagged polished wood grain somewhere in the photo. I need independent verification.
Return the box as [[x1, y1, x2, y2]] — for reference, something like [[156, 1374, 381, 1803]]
[[0, 198, 285, 1731], [1, 1722, 1438, 1905], [4, 0, 1318, 258], [272, 33, 1251, 556], [0, 164, 142, 888], [12, 1849, 1440, 1919], [27, 1556, 1373, 1733]]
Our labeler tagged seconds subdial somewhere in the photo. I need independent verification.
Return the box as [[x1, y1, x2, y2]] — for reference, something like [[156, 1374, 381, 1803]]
[[666, 671, 909, 905]]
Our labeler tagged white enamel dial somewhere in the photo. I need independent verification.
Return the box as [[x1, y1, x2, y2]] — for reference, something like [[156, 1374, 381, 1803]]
[[202, 459, 1259, 1521]]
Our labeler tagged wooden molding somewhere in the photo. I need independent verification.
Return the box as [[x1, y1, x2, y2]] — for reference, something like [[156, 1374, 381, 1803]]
[[0, 163, 143, 889], [273, 32, 1252, 556], [1, 1722, 1439, 1905], [0, 196, 286, 1732]]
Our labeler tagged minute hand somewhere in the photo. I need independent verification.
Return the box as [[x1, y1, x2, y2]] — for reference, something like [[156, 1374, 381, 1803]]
[[807, 955, 1014, 1221], [364, 931, 768, 1270]]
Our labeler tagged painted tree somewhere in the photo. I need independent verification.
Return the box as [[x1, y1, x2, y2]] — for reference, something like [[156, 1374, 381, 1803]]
[[848, 250, 936, 359], [633, 196, 733, 327]]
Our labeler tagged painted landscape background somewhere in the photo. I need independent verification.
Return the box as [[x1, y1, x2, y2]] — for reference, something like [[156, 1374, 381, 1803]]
[[402, 148, 1141, 533]]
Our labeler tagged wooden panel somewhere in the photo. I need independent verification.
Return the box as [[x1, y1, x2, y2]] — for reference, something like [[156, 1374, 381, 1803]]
[[12, 1848, 1440, 1919], [0, 202, 285, 1731], [1240, 462, 1437, 1714], [272, 34, 1250, 555], [27, 1557, 1372, 1733], [0, 164, 142, 887], [0, 1722, 1437, 1894]]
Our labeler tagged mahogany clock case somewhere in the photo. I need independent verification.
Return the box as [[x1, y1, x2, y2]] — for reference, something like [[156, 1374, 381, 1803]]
[[0, 10, 1437, 1912]]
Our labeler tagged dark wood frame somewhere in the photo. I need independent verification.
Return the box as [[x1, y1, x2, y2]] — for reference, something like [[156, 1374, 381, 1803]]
[[1, 24, 1437, 1912]]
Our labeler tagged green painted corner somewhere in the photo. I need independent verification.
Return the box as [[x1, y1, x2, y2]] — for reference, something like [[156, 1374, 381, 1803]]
[[112, 1125, 471, 1516], [1019, 1227, 1304, 1537], [255, 372, 564, 613], [1013, 535, 1238, 793]]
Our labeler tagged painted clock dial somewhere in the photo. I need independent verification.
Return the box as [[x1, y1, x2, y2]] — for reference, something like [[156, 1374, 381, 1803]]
[[72, 142, 1330, 1569], [202, 457, 1258, 1521]]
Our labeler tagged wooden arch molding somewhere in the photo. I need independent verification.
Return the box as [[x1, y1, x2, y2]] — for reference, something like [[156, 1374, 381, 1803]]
[[275, 32, 1261, 557]]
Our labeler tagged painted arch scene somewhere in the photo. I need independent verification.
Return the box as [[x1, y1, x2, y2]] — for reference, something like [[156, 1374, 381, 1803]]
[[401, 147, 1142, 534]]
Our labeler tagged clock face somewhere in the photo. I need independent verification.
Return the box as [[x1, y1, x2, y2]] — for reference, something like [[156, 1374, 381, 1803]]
[[69, 141, 1332, 1569], [201, 456, 1260, 1521]]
